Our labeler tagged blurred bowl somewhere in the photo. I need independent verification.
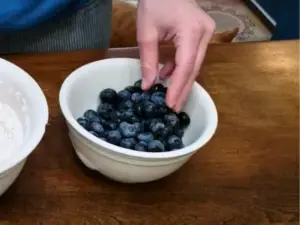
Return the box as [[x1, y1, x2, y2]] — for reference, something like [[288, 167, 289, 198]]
[[59, 58, 217, 183], [0, 58, 48, 196]]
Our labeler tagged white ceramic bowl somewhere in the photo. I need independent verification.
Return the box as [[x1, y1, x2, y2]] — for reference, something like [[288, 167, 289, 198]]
[[0, 58, 48, 196], [59, 58, 218, 183]]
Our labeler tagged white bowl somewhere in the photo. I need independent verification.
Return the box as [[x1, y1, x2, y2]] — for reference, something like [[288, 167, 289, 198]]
[[0, 58, 48, 196], [59, 58, 217, 183]]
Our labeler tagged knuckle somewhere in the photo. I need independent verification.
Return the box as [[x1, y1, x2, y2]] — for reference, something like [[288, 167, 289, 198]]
[[205, 18, 216, 34], [190, 22, 203, 34]]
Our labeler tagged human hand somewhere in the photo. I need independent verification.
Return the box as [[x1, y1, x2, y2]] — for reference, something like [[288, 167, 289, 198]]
[[137, 0, 215, 112]]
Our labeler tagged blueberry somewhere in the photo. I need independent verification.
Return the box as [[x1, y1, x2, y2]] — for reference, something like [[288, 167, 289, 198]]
[[151, 93, 165, 107], [160, 126, 173, 138], [100, 88, 118, 104], [143, 101, 156, 118], [150, 121, 165, 136], [89, 122, 105, 137], [120, 138, 137, 149], [83, 109, 98, 120], [133, 122, 143, 133], [167, 135, 184, 150], [149, 118, 163, 131], [159, 138, 168, 149], [152, 92, 165, 98], [149, 83, 165, 93], [164, 113, 180, 128], [134, 142, 147, 151], [77, 117, 89, 129], [118, 90, 131, 101], [120, 110, 135, 122], [156, 106, 168, 117], [178, 112, 190, 128], [131, 92, 142, 103], [109, 111, 121, 123], [125, 86, 142, 93], [89, 115, 101, 124], [148, 140, 165, 152], [119, 100, 134, 111], [101, 120, 118, 131], [89, 131, 99, 137], [134, 103, 144, 117], [119, 122, 138, 138], [141, 92, 151, 101], [97, 103, 115, 119], [106, 130, 122, 145], [137, 132, 154, 143], [175, 128, 184, 138], [134, 79, 142, 88]]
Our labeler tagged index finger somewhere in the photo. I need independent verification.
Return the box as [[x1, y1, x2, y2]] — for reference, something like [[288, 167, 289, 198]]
[[165, 33, 201, 109]]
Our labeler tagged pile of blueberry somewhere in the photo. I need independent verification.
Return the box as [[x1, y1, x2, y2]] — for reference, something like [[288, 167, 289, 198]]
[[77, 80, 190, 152]]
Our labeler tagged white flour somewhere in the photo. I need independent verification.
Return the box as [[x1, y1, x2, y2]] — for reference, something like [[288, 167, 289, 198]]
[[0, 102, 23, 162]]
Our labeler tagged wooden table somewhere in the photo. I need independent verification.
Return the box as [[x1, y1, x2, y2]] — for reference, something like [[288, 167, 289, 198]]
[[0, 41, 298, 225]]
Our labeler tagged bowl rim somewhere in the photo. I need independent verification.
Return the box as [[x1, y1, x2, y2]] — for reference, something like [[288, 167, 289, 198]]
[[0, 58, 49, 174], [59, 58, 218, 159]]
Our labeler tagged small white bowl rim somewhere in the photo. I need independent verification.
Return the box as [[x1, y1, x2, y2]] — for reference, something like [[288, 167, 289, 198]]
[[0, 58, 49, 174], [59, 58, 218, 159]]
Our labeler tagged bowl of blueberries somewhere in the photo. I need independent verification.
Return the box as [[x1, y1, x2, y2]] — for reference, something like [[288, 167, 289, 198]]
[[59, 58, 218, 183]]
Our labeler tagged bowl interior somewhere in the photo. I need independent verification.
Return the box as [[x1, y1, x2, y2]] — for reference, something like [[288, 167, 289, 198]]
[[64, 58, 216, 149], [0, 59, 48, 172]]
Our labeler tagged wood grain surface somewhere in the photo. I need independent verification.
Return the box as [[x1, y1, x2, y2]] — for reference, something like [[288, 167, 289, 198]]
[[0, 41, 298, 225]]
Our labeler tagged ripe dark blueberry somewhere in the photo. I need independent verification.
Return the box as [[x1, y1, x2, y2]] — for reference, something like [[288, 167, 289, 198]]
[[175, 128, 184, 138], [164, 113, 179, 128], [120, 138, 137, 149], [152, 92, 165, 98], [119, 122, 138, 138], [161, 87, 167, 94], [159, 138, 168, 150], [148, 140, 165, 152], [89, 115, 101, 124], [151, 93, 165, 106], [134, 142, 147, 151], [160, 126, 173, 138], [143, 101, 156, 118], [133, 122, 143, 133], [109, 111, 121, 123], [125, 86, 142, 93], [131, 116, 140, 123], [77, 117, 89, 129], [131, 92, 142, 103], [101, 120, 118, 131], [89, 131, 99, 137], [149, 118, 163, 131], [83, 109, 98, 120], [100, 88, 118, 104], [141, 92, 151, 101], [167, 135, 184, 150], [178, 112, 191, 128], [118, 90, 131, 101], [120, 110, 135, 122], [134, 103, 144, 117], [134, 79, 142, 88], [150, 121, 165, 136], [137, 132, 154, 143], [149, 83, 165, 93], [89, 122, 105, 137], [106, 130, 122, 145], [118, 100, 134, 111], [97, 103, 115, 119], [156, 106, 168, 117]]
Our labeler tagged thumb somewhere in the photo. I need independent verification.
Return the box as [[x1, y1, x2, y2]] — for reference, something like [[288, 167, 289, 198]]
[[138, 26, 159, 90]]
